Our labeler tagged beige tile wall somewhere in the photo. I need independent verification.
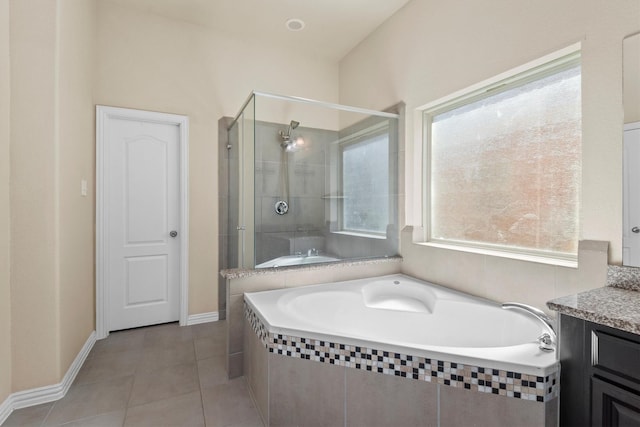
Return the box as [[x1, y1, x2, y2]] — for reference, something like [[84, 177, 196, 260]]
[[439, 386, 555, 427], [401, 227, 609, 316], [244, 315, 555, 427], [345, 368, 438, 426], [243, 319, 268, 425], [269, 353, 346, 427]]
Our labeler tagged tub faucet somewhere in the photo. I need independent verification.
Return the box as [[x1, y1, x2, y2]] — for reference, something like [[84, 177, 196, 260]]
[[307, 248, 319, 257], [501, 302, 556, 352]]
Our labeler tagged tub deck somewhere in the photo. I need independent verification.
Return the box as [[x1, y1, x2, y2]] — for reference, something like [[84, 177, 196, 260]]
[[245, 273, 557, 377]]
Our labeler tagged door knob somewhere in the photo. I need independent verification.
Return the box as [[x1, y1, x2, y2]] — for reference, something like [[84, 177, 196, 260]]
[[633, 227, 640, 234], [169, 230, 178, 238]]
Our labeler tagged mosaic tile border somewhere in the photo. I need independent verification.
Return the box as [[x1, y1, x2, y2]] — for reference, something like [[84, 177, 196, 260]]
[[245, 303, 559, 403]]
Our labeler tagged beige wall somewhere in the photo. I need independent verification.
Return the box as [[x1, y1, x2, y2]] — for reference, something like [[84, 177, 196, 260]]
[[57, 0, 97, 378], [95, 1, 339, 314], [339, 0, 640, 310], [10, 0, 61, 390], [0, 0, 11, 405], [6, 0, 97, 394], [625, 33, 640, 124]]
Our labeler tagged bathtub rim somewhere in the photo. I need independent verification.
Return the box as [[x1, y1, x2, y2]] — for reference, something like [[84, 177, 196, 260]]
[[244, 273, 559, 377]]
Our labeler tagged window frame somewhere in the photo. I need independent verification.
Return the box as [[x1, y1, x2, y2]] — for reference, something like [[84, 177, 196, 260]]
[[338, 121, 392, 237], [421, 44, 582, 265]]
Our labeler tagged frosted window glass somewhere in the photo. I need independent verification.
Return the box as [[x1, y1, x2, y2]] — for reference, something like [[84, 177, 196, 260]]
[[430, 65, 581, 255], [343, 134, 389, 233]]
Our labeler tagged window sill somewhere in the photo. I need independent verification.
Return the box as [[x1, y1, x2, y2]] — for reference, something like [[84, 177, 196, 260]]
[[415, 241, 578, 269], [332, 230, 387, 240]]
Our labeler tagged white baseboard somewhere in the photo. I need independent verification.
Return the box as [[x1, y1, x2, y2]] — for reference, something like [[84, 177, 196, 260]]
[[186, 311, 219, 325], [0, 394, 11, 427], [0, 331, 96, 425]]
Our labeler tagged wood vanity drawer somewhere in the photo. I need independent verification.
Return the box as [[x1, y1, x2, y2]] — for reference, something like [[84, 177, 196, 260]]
[[592, 329, 640, 384]]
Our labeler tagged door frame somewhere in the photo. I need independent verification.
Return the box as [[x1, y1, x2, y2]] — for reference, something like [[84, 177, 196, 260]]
[[96, 105, 190, 339], [624, 121, 640, 266]]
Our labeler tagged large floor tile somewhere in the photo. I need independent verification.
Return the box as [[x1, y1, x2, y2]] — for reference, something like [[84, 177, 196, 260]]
[[43, 376, 133, 426], [138, 341, 196, 372], [198, 355, 229, 389], [195, 337, 225, 360], [128, 362, 199, 407], [3, 402, 54, 427], [8, 322, 247, 427], [192, 321, 227, 340], [124, 391, 205, 427], [143, 322, 194, 349], [54, 409, 126, 427], [89, 329, 146, 359], [201, 378, 262, 427], [74, 350, 143, 385]]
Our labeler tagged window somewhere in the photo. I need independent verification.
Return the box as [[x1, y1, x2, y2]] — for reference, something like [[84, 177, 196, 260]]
[[424, 50, 581, 260], [341, 128, 390, 235]]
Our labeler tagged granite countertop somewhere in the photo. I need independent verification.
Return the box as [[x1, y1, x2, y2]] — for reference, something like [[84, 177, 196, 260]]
[[220, 255, 402, 279], [548, 265, 640, 335], [548, 287, 640, 335]]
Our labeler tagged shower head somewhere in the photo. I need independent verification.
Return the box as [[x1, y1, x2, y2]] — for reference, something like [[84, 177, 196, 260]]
[[278, 120, 301, 149]]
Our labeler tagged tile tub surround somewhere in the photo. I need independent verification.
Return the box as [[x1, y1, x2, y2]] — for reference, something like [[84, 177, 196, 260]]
[[243, 314, 558, 427], [548, 285, 640, 335], [245, 303, 558, 403], [223, 256, 402, 378]]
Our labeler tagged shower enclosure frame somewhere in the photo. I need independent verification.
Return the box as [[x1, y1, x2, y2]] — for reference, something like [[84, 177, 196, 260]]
[[225, 90, 401, 270]]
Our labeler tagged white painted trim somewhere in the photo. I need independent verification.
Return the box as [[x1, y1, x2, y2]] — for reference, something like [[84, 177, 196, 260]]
[[0, 331, 96, 425], [416, 241, 578, 268], [96, 106, 190, 339], [0, 393, 11, 425], [179, 117, 190, 328], [186, 312, 220, 326], [417, 42, 582, 111]]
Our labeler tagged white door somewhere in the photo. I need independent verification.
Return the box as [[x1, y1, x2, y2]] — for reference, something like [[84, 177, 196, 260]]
[[624, 122, 640, 266], [97, 106, 189, 335]]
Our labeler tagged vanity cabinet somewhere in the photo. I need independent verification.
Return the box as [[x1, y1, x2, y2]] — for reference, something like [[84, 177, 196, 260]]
[[560, 314, 640, 426], [592, 377, 640, 425]]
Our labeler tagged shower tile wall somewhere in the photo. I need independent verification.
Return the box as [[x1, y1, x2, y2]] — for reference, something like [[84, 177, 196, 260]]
[[254, 121, 337, 265], [218, 117, 239, 319]]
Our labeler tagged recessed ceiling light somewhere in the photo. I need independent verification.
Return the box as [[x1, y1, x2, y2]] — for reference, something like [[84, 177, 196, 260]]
[[285, 18, 305, 32]]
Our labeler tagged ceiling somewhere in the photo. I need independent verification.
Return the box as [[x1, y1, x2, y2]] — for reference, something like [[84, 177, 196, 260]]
[[102, 0, 412, 61]]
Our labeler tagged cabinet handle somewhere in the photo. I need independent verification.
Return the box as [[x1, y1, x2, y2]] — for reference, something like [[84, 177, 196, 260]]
[[591, 330, 599, 366]]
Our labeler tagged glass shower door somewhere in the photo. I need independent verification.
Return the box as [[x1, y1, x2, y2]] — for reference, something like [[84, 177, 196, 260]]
[[228, 94, 255, 269]]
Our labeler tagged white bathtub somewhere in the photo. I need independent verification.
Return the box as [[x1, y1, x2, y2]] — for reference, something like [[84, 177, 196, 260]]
[[244, 274, 557, 377]]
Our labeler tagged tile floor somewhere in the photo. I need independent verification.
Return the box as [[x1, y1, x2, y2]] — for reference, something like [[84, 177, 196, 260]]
[[3, 321, 264, 427]]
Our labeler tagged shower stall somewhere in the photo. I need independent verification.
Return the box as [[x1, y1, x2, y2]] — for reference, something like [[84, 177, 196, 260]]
[[220, 91, 400, 273]]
